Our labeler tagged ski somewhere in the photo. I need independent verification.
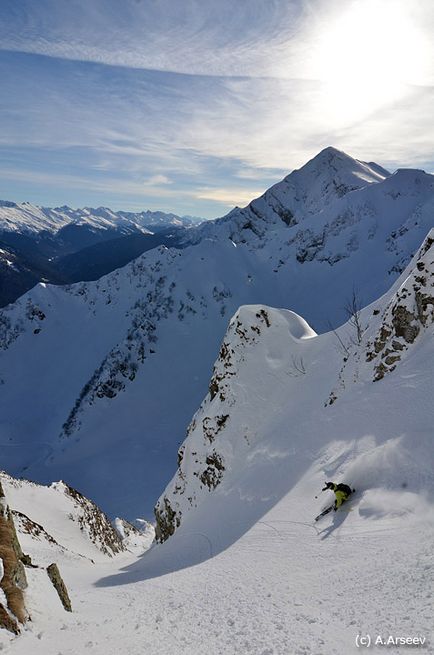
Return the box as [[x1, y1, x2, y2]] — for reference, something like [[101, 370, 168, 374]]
[[314, 505, 335, 522], [314, 490, 358, 521]]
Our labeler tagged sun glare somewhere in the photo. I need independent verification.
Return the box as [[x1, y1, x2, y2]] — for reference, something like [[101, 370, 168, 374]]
[[310, 0, 430, 126]]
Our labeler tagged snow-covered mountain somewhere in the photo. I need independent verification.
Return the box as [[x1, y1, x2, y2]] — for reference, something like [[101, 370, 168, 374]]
[[155, 230, 434, 543], [1, 230, 432, 655], [0, 472, 152, 564], [1, 147, 433, 521], [0, 202, 197, 307], [194, 146, 390, 245], [0, 201, 198, 236], [0, 243, 64, 309]]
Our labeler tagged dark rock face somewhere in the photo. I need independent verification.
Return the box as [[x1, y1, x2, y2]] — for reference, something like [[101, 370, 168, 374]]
[[154, 498, 180, 543], [202, 414, 229, 443], [200, 453, 225, 490], [392, 306, 420, 343], [366, 233, 434, 381], [47, 563, 72, 612]]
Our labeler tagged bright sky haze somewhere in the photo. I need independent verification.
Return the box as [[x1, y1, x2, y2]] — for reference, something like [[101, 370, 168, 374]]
[[1, 0, 433, 218]]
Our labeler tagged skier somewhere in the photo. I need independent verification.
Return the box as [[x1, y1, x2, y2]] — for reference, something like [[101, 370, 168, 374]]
[[322, 481, 353, 510], [314, 481, 354, 521]]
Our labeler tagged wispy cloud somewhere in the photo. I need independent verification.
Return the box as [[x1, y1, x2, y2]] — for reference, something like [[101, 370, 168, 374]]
[[0, 0, 307, 77], [194, 187, 263, 206], [143, 174, 172, 186], [0, 167, 177, 198], [0, 0, 433, 217], [0, 165, 264, 217]]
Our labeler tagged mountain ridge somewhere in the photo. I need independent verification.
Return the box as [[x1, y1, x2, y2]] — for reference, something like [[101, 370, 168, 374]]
[[155, 228, 434, 543], [0, 201, 200, 236], [0, 147, 433, 520]]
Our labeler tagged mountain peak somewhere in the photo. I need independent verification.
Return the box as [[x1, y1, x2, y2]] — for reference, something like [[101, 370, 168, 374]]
[[246, 146, 391, 224], [315, 145, 349, 159], [298, 146, 389, 183]]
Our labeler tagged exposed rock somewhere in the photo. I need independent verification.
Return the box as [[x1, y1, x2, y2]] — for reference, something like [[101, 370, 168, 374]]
[[177, 445, 185, 467], [20, 553, 36, 568], [155, 305, 270, 542], [391, 340, 405, 351], [199, 453, 225, 490], [256, 309, 271, 328], [12, 509, 61, 548], [328, 230, 434, 397], [367, 231, 434, 381], [392, 306, 420, 343], [47, 563, 72, 612], [0, 603, 20, 635], [60, 262, 177, 438], [202, 414, 229, 443], [154, 498, 180, 543], [208, 340, 237, 403], [0, 480, 28, 629], [56, 482, 126, 557]]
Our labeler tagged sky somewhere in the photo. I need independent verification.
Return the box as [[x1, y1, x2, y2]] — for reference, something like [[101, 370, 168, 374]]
[[0, 0, 433, 219]]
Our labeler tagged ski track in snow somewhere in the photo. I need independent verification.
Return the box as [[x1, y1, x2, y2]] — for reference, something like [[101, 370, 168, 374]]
[[2, 503, 433, 655]]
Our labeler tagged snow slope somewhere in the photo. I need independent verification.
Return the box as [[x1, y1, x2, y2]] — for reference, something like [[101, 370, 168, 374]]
[[155, 231, 434, 543], [1, 148, 433, 520], [1, 232, 432, 655]]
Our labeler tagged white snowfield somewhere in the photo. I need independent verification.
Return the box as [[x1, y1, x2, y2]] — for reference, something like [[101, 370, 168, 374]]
[[1, 232, 433, 654], [1, 148, 434, 520]]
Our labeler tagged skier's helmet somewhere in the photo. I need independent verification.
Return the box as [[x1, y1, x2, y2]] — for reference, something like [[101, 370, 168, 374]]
[[322, 482, 335, 491]]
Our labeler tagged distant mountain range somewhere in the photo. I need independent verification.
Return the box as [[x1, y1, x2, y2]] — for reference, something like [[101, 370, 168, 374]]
[[0, 200, 200, 234], [1, 147, 433, 521], [0, 202, 202, 306]]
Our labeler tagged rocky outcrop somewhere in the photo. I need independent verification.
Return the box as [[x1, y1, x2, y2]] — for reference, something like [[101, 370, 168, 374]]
[[154, 305, 273, 543], [46, 563, 72, 612], [366, 231, 434, 381], [59, 253, 199, 439], [155, 498, 180, 543], [55, 482, 126, 557], [326, 230, 434, 405], [12, 510, 61, 548], [2, 472, 144, 561], [0, 480, 28, 633]]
